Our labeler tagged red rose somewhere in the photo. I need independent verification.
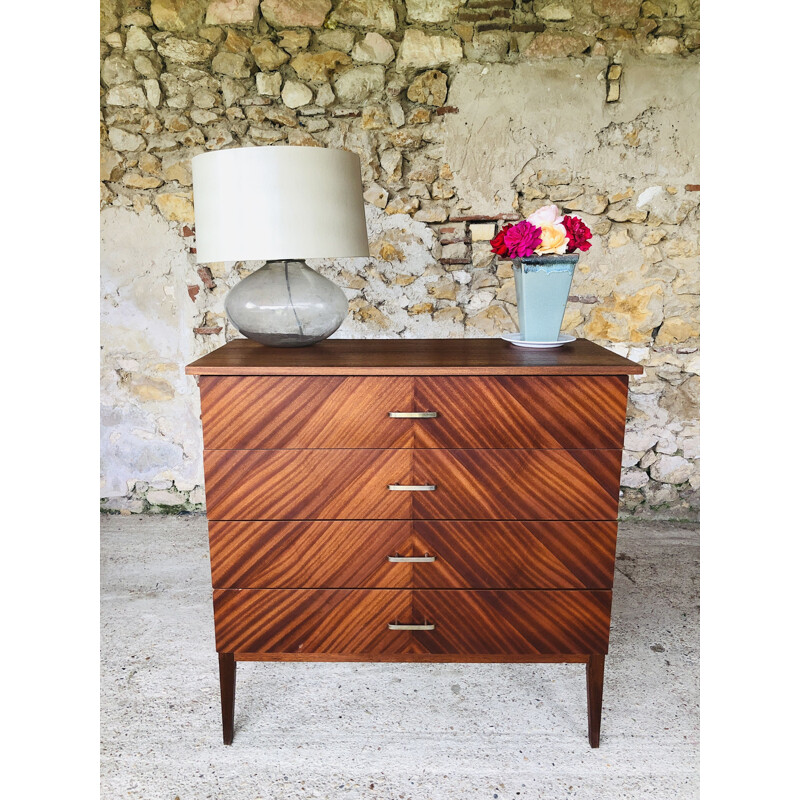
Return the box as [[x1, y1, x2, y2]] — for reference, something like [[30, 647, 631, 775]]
[[490, 224, 513, 257], [563, 215, 592, 253]]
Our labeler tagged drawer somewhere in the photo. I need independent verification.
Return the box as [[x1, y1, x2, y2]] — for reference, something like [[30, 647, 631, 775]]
[[213, 588, 612, 655], [198, 375, 629, 451], [204, 449, 622, 521], [209, 520, 618, 589], [204, 448, 413, 520], [199, 376, 415, 449], [414, 376, 629, 449], [414, 449, 622, 521]]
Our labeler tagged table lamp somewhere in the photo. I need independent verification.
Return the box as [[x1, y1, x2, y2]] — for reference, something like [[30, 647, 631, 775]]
[[191, 146, 369, 347]]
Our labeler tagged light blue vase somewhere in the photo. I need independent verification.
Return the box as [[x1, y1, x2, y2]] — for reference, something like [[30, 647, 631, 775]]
[[512, 254, 579, 342]]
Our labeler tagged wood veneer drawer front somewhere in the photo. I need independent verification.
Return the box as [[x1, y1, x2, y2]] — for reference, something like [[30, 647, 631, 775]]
[[414, 376, 629, 449], [199, 376, 414, 450], [414, 449, 623, 521], [209, 519, 618, 589], [204, 448, 622, 521], [204, 449, 413, 521], [212, 588, 612, 655]]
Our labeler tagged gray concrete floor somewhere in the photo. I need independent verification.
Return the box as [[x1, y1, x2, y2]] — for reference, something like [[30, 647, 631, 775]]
[[101, 515, 699, 800]]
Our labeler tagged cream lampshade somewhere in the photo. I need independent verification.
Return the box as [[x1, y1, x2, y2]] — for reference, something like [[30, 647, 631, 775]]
[[191, 146, 369, 347]]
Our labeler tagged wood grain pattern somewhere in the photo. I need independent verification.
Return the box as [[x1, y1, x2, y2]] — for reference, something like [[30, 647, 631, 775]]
[[414, 376, 629, 449], [186, 337, 645, 377], [200, 375, 629, 451], [205, 448, 621, 521], [209, 519, 618, 590], [200, 376, 414, 450], [203, 448, 412, 520], [413, 449, 623, 521], [213, 588, 612, 655]]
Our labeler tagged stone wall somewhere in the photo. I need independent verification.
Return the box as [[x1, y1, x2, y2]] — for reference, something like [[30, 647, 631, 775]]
[[100, 0, 700, 519]]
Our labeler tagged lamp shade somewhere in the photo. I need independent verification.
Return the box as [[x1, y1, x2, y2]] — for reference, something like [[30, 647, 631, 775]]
[[191, 146, 369, 262]]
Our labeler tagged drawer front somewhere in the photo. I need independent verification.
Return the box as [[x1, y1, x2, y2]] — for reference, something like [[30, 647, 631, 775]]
[[414, 376, 629, 449], [414, 449, 623, 521], [199, 376, 414, 450], [213, 588, 611, 655], [209, 519, 617, 589], [205, 448, 621, 521], [199, 375, 629, 451], [204, 449, 413, 520]]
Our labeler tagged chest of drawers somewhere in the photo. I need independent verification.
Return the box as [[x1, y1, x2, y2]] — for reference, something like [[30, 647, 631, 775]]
[[186, 338, 642, 747]]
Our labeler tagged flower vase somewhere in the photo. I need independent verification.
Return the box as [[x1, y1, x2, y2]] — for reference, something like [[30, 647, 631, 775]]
[[512, 254, 579, 342]]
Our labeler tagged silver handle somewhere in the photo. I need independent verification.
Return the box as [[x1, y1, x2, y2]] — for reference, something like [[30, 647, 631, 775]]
[[387, 622, 435, 631], [387, 554, 436, 563], [388, 411, 438, 419], [387, 484, 436, 491]]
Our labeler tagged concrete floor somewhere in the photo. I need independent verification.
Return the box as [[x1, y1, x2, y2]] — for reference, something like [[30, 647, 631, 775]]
[[100, 515, 699, 800]]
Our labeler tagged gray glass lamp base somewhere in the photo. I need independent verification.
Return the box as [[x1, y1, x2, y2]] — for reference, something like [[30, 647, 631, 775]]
[[224, 261, 349, 347]]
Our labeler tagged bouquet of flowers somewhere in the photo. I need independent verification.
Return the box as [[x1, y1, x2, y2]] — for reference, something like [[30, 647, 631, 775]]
[[490, 204, 592, 259]]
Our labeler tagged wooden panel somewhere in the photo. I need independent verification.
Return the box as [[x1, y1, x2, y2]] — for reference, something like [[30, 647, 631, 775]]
[[213, 589, 413, 654], [200, 376, 414, 450], [209, 520, 415, 588], [186, 337, 645, 377], [413, 449, 623, 521], [413, 521, 618, 589], [412, 590, 612, 655], [414, 376, 628, 449], [209, 519, 617, 589], [204, 449, 413, 520], [213, 589, 611, 655]]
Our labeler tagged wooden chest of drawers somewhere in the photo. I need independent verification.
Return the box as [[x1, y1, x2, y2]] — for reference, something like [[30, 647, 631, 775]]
[[186, 338, 642, 747]]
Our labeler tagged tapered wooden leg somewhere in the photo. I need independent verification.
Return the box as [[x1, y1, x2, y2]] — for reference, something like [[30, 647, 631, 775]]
[[219, 652, 236, 745], [586, 654, 605, 748]]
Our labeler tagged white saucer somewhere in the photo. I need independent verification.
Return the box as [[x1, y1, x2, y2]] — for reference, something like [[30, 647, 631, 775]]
[[501, 333, 576, 349]]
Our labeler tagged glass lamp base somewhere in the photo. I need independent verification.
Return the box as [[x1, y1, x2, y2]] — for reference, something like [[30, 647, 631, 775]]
[[224, 260, 348, 347]]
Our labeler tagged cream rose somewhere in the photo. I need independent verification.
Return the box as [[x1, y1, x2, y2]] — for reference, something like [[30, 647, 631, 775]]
[[536, 223, 568, 255]]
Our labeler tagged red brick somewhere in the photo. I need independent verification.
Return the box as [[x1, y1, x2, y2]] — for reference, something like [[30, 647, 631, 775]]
[[685, 184, 700, 192], [197, 266, 216, 289], [187, 285, 200, 302], [435, 106, 460, 115], [193, 326, 223, 335]]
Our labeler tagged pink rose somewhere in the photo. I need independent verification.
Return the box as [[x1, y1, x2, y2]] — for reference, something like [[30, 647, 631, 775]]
[[504, 221, 542, 259], [527, 204, 564, 227]]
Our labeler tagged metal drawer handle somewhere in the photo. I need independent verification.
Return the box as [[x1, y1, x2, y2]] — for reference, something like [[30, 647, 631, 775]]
[[388, 411, 438, 419], [387, 554, 436, 563], [388, 622, 435, 631], [387, 484, 436, 491]]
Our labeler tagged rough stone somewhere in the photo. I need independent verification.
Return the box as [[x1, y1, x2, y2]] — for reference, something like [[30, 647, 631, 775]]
[[223, 29, 253, 54], [123, 171, 164, 189], [351, 32, 395, 65], [524, 32, 592, 58], [407, 70, 448, 106], [101, 148, 125, 182], [157, 37, 215, 64], [144, 79, 162, 107], [154, 191, 195, 222], [470, 223, 495, 241], [650, 454, 693, 485], [206, 0, 260, 25], [331, 0, 396, 31], [251, 39, 290, 71], [278, 30, 312, 52], [211, 52, 251, 78], [584, 285, 664, 344], [591, 0, 642, 21], [260, 0, 332, 28], [397, 29, 463, 70], [281, 80, 314, 108], [102, 55, 138, 86], [406, 0, 463, 24], [106, 84, 148, 107], [363, 183, 389, 208], [291, 51, 351, 81], [465, 32, 509, 63], [255, 71, 282, 95], [151, 0, 206, 33], [317, 29, 356, 52], [316, 83, 335, 106], [125, 26, 154, 52], [108, 127, 145, 151], [537, 3, 574, 21], [334, 66, 384, 104]]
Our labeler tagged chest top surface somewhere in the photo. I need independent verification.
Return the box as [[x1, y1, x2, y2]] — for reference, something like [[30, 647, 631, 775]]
[[185, 338, 644, 377]]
